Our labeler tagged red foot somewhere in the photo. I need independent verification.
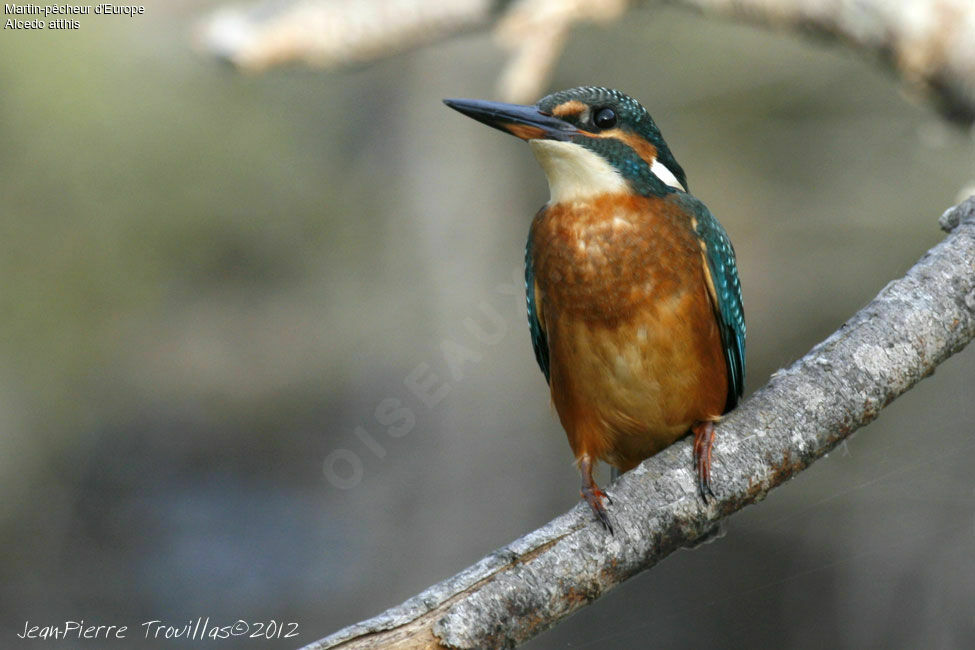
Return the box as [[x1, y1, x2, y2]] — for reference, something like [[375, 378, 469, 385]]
[[692, 420, 717, 502], [579, 455, 614, 534], [581, 483, 613, 534]]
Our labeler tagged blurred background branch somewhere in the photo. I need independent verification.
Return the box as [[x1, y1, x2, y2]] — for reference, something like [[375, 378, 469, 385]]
[[197, 0, 975, 123], [308, 196, 975, 648]]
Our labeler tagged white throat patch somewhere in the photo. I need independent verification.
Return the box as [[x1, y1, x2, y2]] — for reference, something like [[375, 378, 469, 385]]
[[529, 140, 627, 204]]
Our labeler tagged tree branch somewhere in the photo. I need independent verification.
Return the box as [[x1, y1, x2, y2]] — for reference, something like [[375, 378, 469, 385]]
[[195, 0, 975, 123], [194, 0, 495, 72], [303, 196, 975, 648], [673, 0, 975, 124]]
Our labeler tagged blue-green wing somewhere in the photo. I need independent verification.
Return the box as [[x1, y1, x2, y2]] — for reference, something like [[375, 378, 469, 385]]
[[682, 195, 746, 411], [525, 237, 550, 383]]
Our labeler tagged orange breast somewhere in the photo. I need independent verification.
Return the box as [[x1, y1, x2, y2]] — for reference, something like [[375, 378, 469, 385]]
[[530, 193, 727, 470]]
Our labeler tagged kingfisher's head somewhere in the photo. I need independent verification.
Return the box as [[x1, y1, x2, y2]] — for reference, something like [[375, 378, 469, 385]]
[[444, 86, 687, 204]]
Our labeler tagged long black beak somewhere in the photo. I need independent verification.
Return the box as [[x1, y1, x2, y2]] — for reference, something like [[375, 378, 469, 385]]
[[443, 98, 577, 141]]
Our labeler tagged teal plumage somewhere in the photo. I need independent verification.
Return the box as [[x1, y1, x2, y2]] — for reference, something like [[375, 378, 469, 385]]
[[679, 192, 746, 411], [525, 231, 549, 382]]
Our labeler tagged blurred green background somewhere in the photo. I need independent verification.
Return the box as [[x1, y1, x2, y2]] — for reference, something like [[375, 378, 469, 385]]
[[2, 2, 973, 648]]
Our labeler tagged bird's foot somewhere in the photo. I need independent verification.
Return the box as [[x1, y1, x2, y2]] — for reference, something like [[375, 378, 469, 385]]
[[579, 454, 614, 534], [580, 483, 614, 534], [692, 420, 717, 502]]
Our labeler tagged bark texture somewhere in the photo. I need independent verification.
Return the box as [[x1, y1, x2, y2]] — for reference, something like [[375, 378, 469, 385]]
[[196, 0, 975, 122]]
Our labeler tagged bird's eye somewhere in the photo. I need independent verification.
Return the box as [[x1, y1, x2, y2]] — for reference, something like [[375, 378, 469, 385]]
[[593, 107, 617, 130]]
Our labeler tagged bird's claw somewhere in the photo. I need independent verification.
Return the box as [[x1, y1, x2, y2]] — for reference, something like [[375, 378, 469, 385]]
[[581, 484, 614, 534], [693, 420, 717, 503]]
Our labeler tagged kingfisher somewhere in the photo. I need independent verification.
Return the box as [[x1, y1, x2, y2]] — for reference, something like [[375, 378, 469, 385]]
[[444, 87, 745, 533]]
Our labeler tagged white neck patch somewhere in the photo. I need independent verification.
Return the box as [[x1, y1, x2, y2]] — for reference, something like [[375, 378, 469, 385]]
[[529, 140, 627, 204], [651, 158, 685, 192]]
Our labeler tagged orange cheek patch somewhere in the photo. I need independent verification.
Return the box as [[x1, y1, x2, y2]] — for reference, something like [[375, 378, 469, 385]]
[[505, 123, 547, 140], [552, 100, 586, 118], [579, 127, 660, 168], [618, 132, 658, 168], [604, 129, 659, 167]]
